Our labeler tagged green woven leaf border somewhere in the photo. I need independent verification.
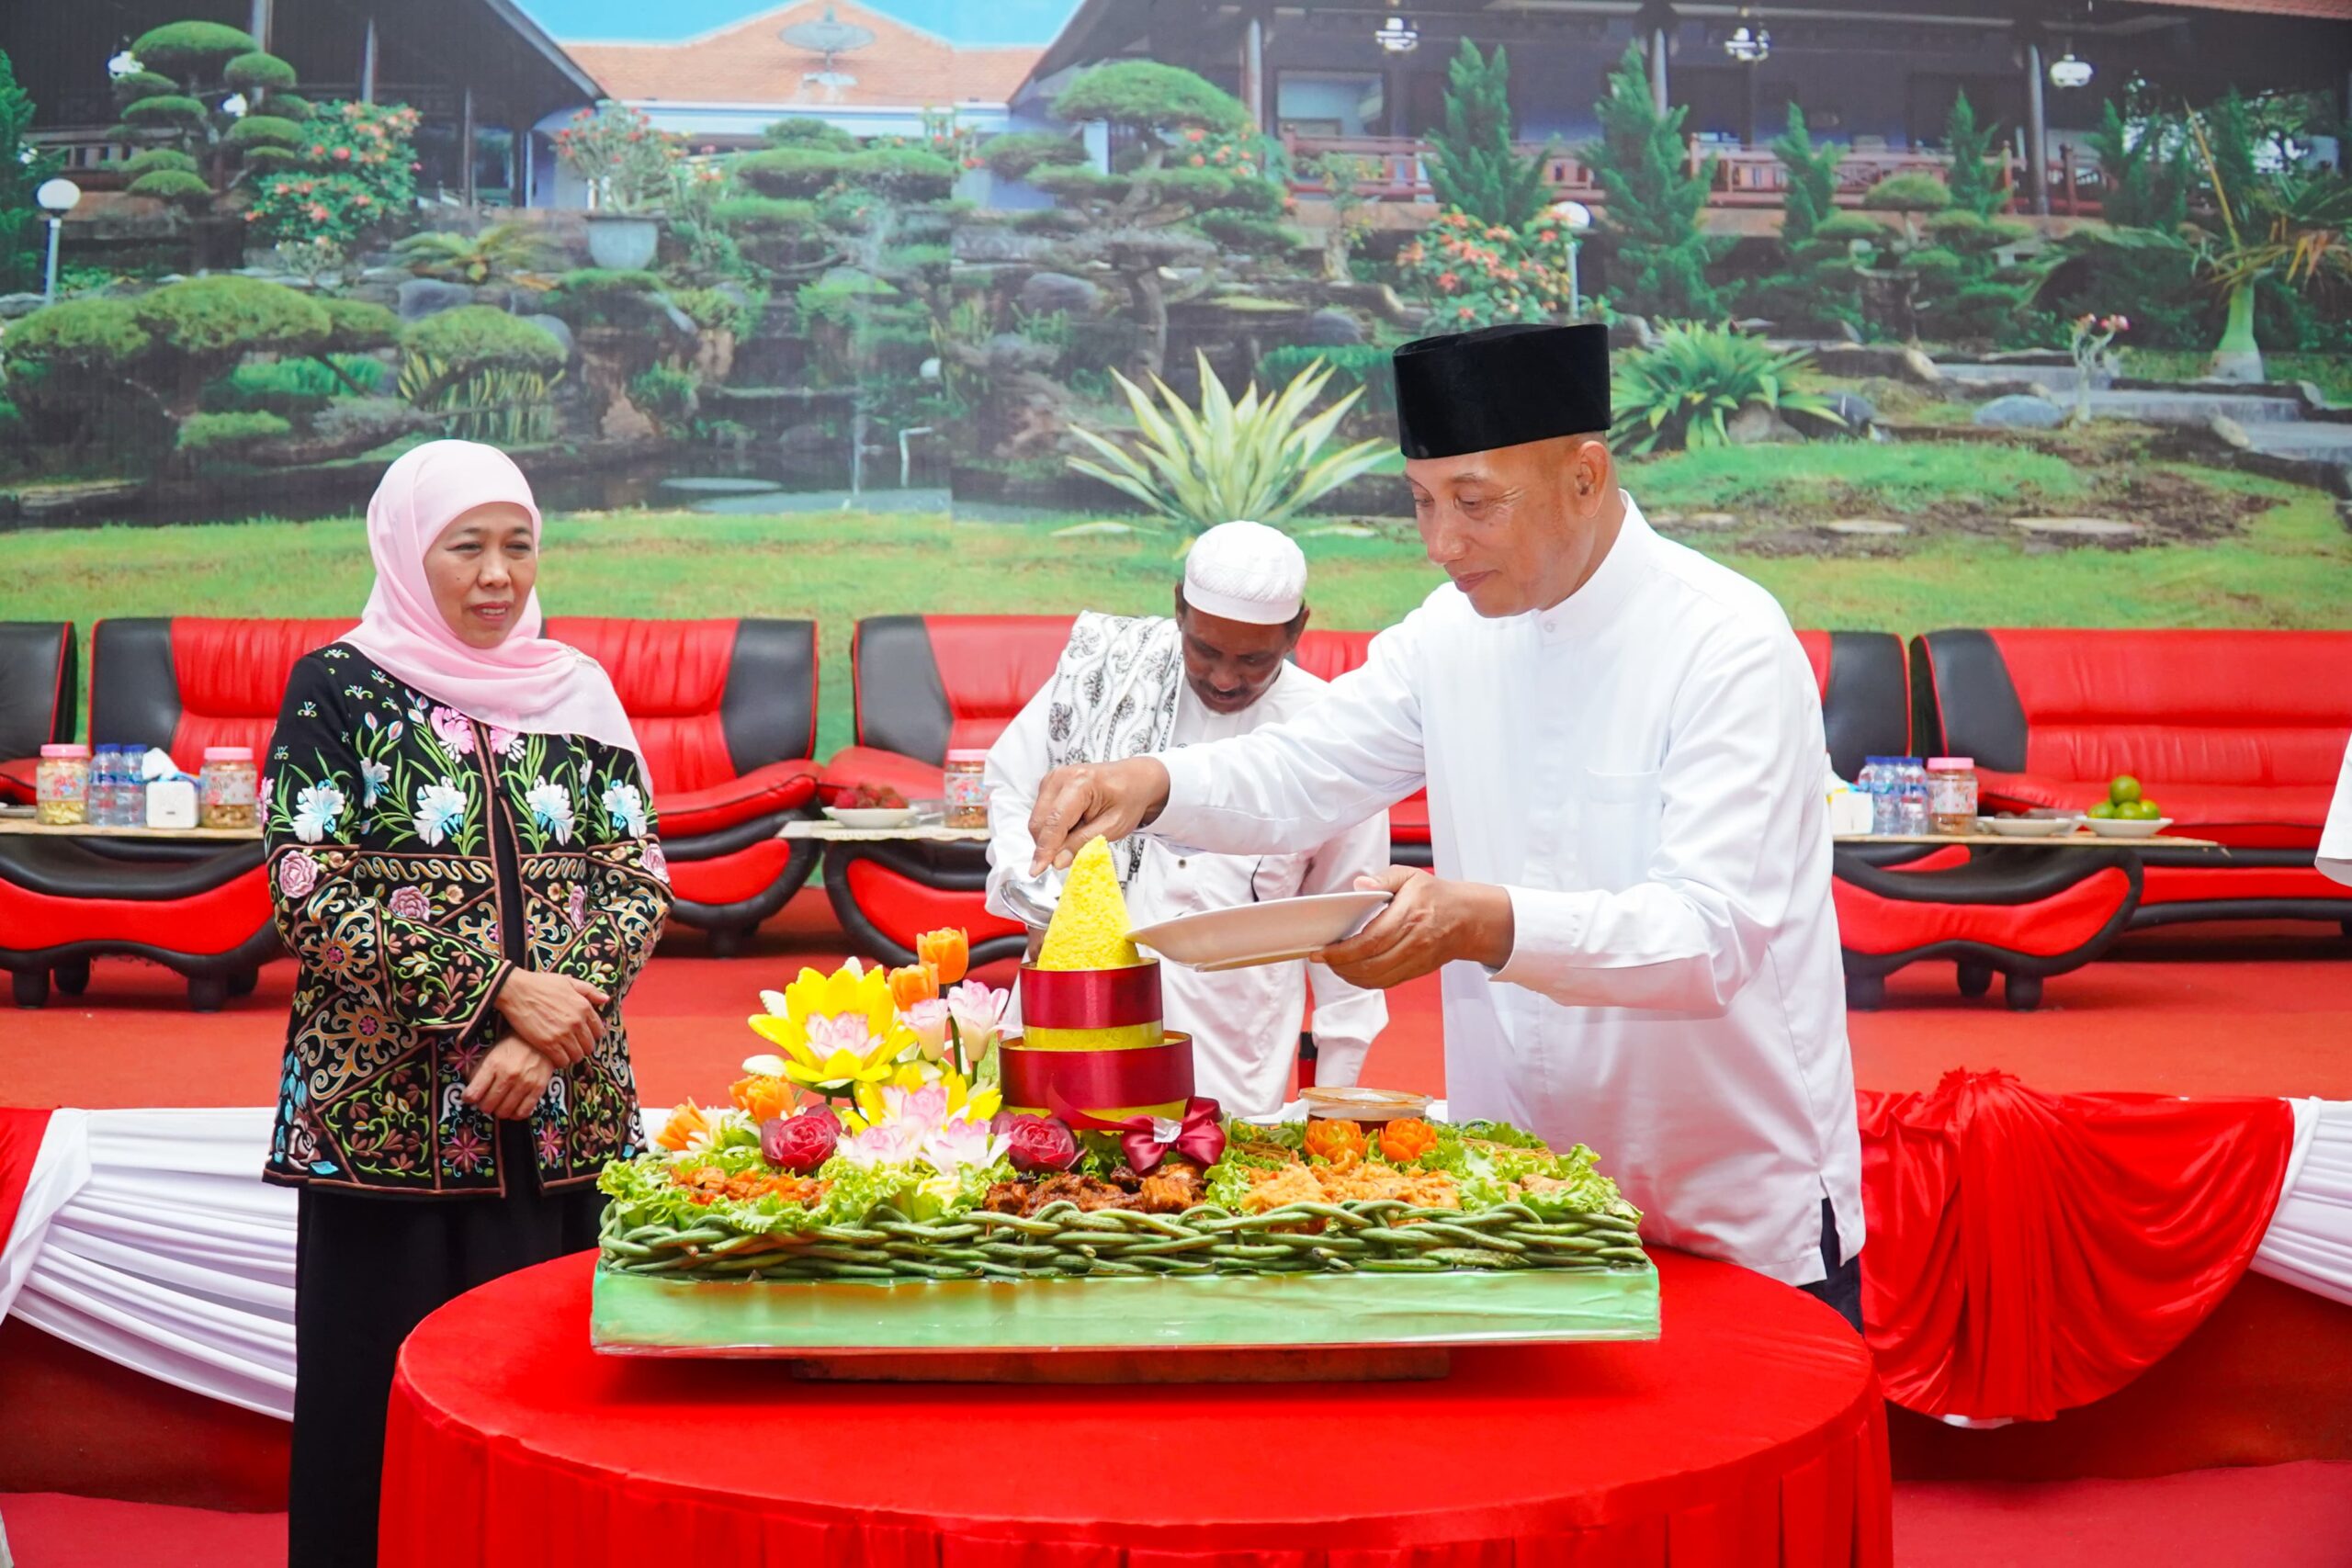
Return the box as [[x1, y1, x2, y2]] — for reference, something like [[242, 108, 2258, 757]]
[[599, 1197, 1648, 1282]]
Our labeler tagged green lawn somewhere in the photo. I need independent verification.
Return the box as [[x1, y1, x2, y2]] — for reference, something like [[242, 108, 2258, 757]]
[[5, 454, 2344, 761]]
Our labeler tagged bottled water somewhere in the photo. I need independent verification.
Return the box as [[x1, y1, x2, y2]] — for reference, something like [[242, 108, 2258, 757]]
[[89, 746, 119, 826], [1861, 757, 1902, 836], [1897, 758, 1931, 836], [100, 746, 132, 827]]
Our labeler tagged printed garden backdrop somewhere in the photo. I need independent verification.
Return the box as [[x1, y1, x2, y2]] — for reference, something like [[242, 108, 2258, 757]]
[[2, 18, 2348, 758]]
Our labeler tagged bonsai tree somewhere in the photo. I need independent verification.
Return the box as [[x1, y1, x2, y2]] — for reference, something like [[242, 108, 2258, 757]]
[[1425, 41, 1553, 230], [1586, 44, 1724, 321], [1, 50, 60, 292], [984, 62, 1285, 379], [1301, 152, 1379, 283], [1852, 172, 1952, 341], [107, 21, 306, 211]]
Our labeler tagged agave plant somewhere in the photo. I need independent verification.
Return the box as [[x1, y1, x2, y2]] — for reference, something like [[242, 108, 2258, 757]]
[[1065, 352, 1389, 535], [1609, 323, 1844, 455]]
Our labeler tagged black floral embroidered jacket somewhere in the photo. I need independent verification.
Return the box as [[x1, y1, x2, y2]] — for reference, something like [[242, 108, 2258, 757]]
[[262, 643, 671, 1196]]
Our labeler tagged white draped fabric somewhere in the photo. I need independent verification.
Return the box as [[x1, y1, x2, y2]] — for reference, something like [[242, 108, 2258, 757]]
[[0, 1109, 295, 1418], [2252, 1097, 2352, 1309], [3, 1098, 2350, 1425]]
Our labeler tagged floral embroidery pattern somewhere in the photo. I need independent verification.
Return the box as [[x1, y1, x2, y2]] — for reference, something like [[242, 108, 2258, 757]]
[[263, 644, 670, 1196]]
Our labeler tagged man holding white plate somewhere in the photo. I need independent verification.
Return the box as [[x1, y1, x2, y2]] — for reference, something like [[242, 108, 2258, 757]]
[[984, 520, 1389, 1117], [1023, 324, 1866, 1331]]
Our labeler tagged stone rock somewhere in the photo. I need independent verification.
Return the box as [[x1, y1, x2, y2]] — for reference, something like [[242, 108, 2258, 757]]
[[1974, 394, 2065, 430], [1608, 314, 1655, 351], [1300, 523, 1378, 538], [1821, 517, 1908, 536], [777, 422, 839, 457], [1826, 390, 1877, 429], [1899, 347, 1942, 384], [2208, 413, 2254, 451], [397, 277, 474, 321], [662, 301, 697, 336], [518, 313, 574, 360], [1726, 403, 1803, 445], [1301, 308, 1364, 346], [985, 333, 1060, 374], [0, 293, 47, 320], [2009, 515, 2143, 540], [1653, 511, 1740, 530], [1052, 521, 1137, 537], [1017, 271, 1103, 317]]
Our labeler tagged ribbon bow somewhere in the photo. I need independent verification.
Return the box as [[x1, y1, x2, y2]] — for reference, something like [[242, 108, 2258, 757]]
[[1046, 1092, 1227, 1175]]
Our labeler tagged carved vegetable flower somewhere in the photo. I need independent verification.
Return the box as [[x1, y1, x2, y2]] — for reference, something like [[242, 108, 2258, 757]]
[[915, 927, 968, 986], [1377, 1118, 1439, 1164], [1002, 1113, 1080, 1174], [761, 1105, 840, 1171], [1304, 1118, 1366, 1166]]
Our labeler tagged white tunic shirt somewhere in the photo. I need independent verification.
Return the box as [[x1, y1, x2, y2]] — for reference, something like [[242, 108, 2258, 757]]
[[2321, 739, 2352, 887], [1151, 501, 1863, 1285], [985, 660, 1391, 1116]]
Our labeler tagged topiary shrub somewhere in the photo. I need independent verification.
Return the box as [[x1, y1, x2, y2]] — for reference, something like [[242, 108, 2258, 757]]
[[133, 276, 331, 360], [225, 113, 303, 150], [3, 298, 153, 367], [762, 117, 857, 150], [628, 364, 698, 429], [175, 409, 290, 451], [978, 131, 1086, 183], [1862, 173, 1952, 213], [127, 168, 214, 208], [1053, 61, 1250, 138], [110, 71, 183, 106], [670, 285, 763, 339], [321, 297, 401, 352], [130, 21, 259, 78], [123, 95, 209, 132], [122, 146, 200, 176], [709, 195, 819, 229], [846, 146, 957, 198], [264, 92, 312, 121], [734, 146, 865, 199], [401, 306, 567, 381], [222, 51, 298, 92]]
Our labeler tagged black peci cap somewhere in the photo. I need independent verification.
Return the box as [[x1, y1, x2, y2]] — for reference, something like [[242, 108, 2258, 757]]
[[1391, 322, 1611, 458]]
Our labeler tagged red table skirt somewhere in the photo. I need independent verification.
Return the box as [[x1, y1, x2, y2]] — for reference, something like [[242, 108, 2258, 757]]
[[382, 1249, 1890, 1568]]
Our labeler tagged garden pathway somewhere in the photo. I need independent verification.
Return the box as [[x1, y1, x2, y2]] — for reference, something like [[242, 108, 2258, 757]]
[[1939, 361, 2352, 470]]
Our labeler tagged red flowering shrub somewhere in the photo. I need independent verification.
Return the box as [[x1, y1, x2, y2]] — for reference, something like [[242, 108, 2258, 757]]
[[245, 100, 419, 249], [1396, 206, 1579, 328]]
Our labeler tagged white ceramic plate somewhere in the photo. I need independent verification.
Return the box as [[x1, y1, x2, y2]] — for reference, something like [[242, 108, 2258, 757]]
[[1983, 815, 2080, 837], [823, 806, 919, 829], [1128, 890, 1393, 972], [2083, 816, 2173, 839]]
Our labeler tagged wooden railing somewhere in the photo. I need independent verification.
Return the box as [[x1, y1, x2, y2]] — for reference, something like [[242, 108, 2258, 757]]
[[1282, 133, 2104, 218]]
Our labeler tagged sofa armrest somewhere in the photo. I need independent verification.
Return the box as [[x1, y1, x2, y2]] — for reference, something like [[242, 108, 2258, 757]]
[[0, 757, 36, 806], [655, 758, 820, 840]]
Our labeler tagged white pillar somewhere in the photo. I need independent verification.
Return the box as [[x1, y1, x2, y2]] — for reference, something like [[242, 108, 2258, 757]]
[[360, 16, 379, 105], [1650, 26, 1669, 117], [2024, 40, 2049, 217], [1243, 14, 1266, 130], [248, 0, 274, 51]]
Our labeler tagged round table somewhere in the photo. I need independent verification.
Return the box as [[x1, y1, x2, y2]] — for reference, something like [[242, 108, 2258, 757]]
[[381, 1249, 1892, 1568]]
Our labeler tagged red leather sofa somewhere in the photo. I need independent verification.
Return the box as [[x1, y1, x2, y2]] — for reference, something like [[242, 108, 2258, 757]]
[[0, 621, 77, 806], [820, 617, 1916, 966], [0, 615, 822, 1008], [1911, 627, 2352, 930]]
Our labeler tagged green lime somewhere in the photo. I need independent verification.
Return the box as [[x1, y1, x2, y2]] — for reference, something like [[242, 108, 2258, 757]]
[[2109, 774, 2142, 805], [2125, 799, 2161, 820], [2088, 801, 2117, 819]]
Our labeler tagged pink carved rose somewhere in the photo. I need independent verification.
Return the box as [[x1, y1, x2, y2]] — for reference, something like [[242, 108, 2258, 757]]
[[277, 851, 319, 899], [1001, 1113, 1080, 1174], [388, 885, 431, 921], [428, 705, 476, 755], [762, 1106, 841, 1172]]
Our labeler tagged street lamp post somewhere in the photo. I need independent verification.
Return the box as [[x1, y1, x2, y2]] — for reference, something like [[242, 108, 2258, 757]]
[[36, 178, 81, 306], [1552, 199, 1594, 319]]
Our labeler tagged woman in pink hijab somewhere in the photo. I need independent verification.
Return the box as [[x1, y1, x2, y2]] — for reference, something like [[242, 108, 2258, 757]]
[[261, 441, 671, 1568]]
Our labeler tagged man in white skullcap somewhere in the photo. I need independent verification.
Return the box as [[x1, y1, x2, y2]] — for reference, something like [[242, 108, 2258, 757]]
[[984, 521, 1389, 1114]]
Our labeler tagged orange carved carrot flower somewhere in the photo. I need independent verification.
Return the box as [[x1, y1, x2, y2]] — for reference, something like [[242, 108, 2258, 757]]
[[888, 963, 940, 1010], [1378, 1118, 1439, 1164], [729, 1072, 794, 1123], [916, 928, 969, 987], [1304, 1117, 1366, 1166]]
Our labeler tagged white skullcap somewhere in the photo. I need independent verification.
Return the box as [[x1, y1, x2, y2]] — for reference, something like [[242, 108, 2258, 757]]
[[1182, 520, 1306, 625]]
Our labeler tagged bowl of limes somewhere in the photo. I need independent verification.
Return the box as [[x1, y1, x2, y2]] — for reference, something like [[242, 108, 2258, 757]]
[[2085, 774, 2171, 838]]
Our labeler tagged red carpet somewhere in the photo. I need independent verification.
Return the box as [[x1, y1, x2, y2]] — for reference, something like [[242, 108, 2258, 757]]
[[12, 1465, 2352, 1568]]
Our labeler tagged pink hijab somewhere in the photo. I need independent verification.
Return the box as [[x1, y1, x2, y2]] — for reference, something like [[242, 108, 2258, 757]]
[[344, 441, 648, 782]]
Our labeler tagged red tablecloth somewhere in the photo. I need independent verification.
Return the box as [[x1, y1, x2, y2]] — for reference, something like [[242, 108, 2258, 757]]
[[381, 1249, 1892, 1568]]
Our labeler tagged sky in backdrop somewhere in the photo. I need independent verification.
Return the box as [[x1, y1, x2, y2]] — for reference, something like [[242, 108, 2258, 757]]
[[518, 0, 1081, 48]]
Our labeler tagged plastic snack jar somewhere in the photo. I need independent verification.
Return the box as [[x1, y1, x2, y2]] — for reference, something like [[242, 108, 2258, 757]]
[[199, 746, 260, 829], [943, 749, 989, 829], [1926, 756, 1979, 835], [36, 743, 91, 826]]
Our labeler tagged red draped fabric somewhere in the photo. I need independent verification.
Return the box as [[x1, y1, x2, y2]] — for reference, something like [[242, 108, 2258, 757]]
[[1858, 1070, 2296, 1423], [0, 1107, 51, 1249], [381, 1250, 1893, 1568]]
